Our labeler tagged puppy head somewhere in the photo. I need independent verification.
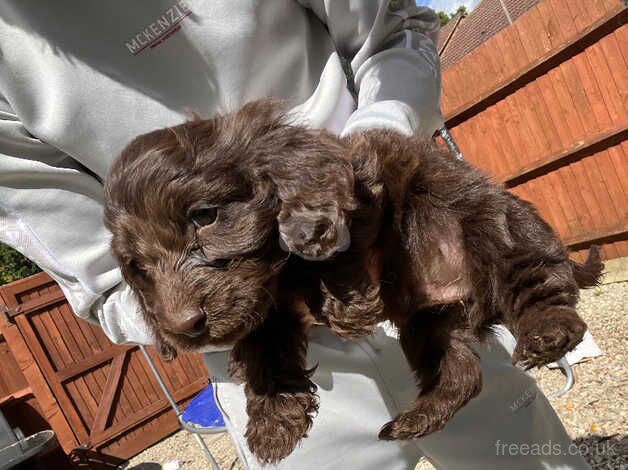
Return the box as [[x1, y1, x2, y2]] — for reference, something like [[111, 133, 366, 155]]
[[104, 100, 355, 353]]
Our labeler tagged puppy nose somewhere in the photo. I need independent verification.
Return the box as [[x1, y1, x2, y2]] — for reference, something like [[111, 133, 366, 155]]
[[171, 309, 206, 337]]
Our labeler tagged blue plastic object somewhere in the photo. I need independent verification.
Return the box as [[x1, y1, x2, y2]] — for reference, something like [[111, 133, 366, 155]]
[[181, 385, 225, 428]]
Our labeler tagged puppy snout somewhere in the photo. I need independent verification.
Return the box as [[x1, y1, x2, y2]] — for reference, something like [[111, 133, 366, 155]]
[[171, 309, 206, 337]]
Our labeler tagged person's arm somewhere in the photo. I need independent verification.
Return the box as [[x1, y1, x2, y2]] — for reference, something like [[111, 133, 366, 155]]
[[0, 94, 152, 344], [298, 0, 443, 138]]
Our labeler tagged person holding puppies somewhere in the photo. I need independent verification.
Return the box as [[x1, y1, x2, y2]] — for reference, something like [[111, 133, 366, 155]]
[[0, 1, 589, 468]]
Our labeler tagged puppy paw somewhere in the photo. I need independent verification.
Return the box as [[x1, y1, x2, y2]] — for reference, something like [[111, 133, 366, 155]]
[[246, 391, 319, 464], [513, 307, 586, 370], [323, 285, 383, 340], [328, 316, 378, 340], [278, 207, 350, 260], [157, 338, 177, 361], [378, 399, 449, 441]]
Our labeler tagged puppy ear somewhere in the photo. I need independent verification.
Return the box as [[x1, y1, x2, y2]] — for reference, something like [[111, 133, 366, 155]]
[[222, 99, 356, 260], [255, 128, 356, 260]]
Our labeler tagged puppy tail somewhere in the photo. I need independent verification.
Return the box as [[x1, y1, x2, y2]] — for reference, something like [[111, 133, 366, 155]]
[[570, 245, 604, 289]]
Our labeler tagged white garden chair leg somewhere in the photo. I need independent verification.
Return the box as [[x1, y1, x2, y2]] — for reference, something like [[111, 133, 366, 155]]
[[139, 345, 221, 470]]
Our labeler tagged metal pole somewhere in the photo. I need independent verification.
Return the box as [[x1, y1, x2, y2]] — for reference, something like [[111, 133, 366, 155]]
[[139, 345, 181, 415], [139, 345, 220, 470], [438, 127, 464, 160]]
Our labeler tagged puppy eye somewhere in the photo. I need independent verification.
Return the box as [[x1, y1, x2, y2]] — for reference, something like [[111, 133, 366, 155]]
[[127, 259, 147, 279], [190, 208, 218, 228]]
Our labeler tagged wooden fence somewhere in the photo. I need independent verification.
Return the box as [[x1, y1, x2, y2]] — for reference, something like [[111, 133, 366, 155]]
[[441, 0, 627, 262], [0, 272, 209, 466]]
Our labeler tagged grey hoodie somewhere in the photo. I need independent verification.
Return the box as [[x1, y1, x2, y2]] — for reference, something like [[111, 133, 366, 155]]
[[0, 0, 442, 345]]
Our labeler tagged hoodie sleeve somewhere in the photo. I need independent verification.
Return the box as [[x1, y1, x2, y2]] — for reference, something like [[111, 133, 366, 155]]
[[0, 95, 154, 345], [298, 0, 444, 138]]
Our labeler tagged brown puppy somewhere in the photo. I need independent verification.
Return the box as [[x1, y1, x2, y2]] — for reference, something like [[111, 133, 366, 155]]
[[104, 100, 602, 464]]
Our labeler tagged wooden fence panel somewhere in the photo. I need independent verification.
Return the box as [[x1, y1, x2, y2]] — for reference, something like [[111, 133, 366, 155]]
[[441, 0, 627, 260], [0, 272, 209, 461]]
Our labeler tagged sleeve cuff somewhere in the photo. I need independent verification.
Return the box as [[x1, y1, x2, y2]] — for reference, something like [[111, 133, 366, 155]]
[[92, 281, 233, 351], [340, 100, 443, 138], [91, 282, 156, 345]]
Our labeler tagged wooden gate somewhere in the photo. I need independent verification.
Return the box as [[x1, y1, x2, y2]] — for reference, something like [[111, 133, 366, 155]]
[[0, 272, 208, 462]]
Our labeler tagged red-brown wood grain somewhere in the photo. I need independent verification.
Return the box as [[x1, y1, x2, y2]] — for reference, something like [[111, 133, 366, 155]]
[[0, 273, 209, 464], [441, 0, 627, 260]]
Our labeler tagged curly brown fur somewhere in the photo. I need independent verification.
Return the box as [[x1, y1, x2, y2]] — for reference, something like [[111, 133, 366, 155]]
[[104, 99, 603, 462], [313, 130, 600, 441], [378, 302, 482, 441], [105, 100, 352, 463], [104, 100, 354, 353], [229, 307, 318, 463]]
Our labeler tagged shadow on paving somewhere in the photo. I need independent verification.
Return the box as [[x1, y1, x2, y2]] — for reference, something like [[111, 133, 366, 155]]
[[574, 434, 627, 469]]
